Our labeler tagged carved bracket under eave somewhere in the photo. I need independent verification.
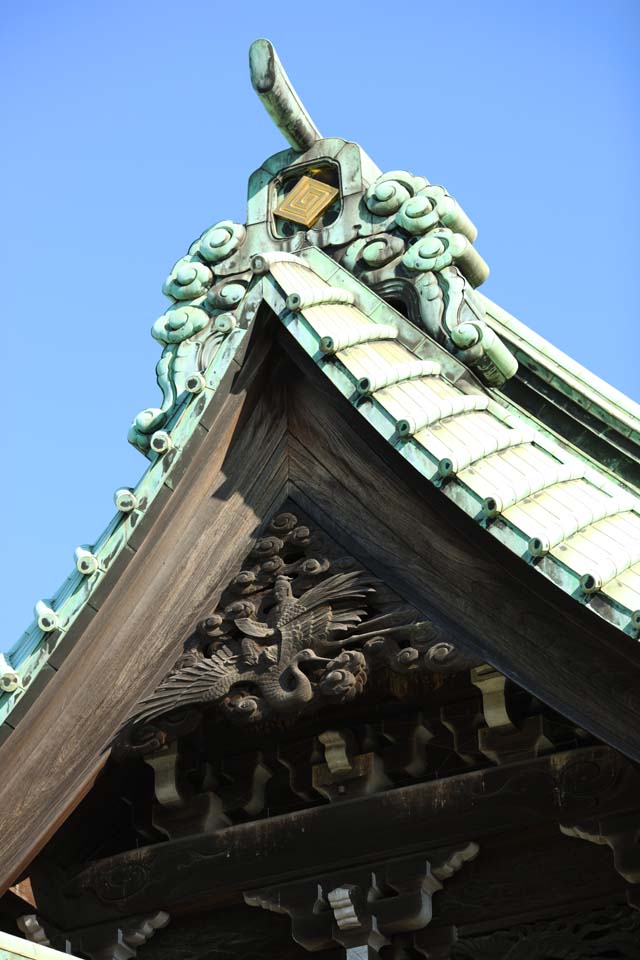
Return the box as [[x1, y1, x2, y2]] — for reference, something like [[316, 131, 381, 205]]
[[17, 912, 170, 960], [560, 817, 640, 884], [245, 845, 478, 956]]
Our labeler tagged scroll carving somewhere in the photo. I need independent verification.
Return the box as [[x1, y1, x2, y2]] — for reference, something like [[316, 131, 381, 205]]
[[129, 221, 250, 455], [332, 170, 517, 388], [560, 816, 640, 883]]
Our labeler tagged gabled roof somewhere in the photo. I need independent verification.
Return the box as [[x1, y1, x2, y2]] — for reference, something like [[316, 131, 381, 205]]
[[4, 152, 640, 731], [2, 36, 640, 894]]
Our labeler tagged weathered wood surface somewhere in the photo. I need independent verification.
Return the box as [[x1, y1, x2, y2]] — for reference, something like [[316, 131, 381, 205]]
[[61, 745, 636, 924], [62, 745, 636, 921], [0, 340, 288, 895], [435, 825, 628, 934], [281, 335, 640, 761], [4, 319, 640, 902], [141, 902, 345, 960]]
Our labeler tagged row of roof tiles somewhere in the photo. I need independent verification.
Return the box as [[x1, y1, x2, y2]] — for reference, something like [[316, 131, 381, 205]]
[[265, 250, 640, 636]]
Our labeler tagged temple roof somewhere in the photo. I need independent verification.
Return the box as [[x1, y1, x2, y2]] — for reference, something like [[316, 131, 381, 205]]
[[3, 43, 640, 909], [2, 38, 639, 737]]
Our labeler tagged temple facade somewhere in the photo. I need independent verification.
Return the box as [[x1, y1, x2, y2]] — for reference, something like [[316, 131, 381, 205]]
[[1, 40, 640, 960]]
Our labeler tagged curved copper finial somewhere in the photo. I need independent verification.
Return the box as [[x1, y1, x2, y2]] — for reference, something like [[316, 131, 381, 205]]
[[249, 38, 322, 151]]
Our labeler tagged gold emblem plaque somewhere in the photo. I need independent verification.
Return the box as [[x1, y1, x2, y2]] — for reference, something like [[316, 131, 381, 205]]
[[273, 175, 339, 227]]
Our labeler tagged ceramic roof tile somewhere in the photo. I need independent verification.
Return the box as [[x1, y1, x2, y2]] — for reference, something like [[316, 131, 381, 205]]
[[422, 418, 533, 478], [459, 445, 582, 511], [336, 341, 416, 387], [603, 563, 640, 613]]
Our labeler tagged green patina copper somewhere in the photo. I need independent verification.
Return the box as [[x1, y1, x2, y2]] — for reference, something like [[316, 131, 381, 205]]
[[482, 295, 640, 462], [3, 38, 639, 725]]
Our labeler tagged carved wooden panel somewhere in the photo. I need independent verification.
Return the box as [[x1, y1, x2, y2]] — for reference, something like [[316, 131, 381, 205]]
[[117, 506, 474, 752]]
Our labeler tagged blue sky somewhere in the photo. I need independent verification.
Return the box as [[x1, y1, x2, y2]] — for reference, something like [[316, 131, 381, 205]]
[[2, 0, 638, 646]]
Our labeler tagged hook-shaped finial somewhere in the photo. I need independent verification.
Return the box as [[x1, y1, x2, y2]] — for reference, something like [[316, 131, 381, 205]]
[[249, 38, 322, 152]]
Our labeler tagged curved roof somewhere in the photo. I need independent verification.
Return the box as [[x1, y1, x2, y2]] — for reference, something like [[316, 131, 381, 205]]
[[3, 241, 639, 736], [3, 37, 639, 752], [2, 42, 640, 904]]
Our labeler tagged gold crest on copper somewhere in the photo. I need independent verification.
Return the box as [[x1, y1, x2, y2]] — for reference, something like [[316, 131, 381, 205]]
[[273, 175, 339, 228]]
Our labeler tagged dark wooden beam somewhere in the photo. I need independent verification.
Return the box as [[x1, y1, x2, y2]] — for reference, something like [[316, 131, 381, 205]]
[[433, 824, 628, 934], [59, 745, 638, 926]]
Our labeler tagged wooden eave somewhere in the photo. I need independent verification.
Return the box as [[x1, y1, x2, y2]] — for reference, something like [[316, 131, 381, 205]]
[[59, 744, 637, 925], [4, 249, 640, 739], [0, 322, 290, 892]]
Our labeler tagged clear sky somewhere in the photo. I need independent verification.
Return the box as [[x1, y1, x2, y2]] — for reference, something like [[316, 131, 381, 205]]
[[2, 0, 638, 647]]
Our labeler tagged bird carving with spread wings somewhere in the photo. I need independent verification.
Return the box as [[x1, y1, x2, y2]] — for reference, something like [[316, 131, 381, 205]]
[[128, 570, 375, 728]]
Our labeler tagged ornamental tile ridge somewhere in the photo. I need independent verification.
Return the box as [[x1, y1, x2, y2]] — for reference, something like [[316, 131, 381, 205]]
[[125, 48, 515, 457], [128, 154, 507, 463], [127, 39, 639, 490]]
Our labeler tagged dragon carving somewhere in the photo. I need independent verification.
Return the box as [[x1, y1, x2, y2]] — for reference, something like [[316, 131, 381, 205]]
[[120, 511, 468, 752]]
